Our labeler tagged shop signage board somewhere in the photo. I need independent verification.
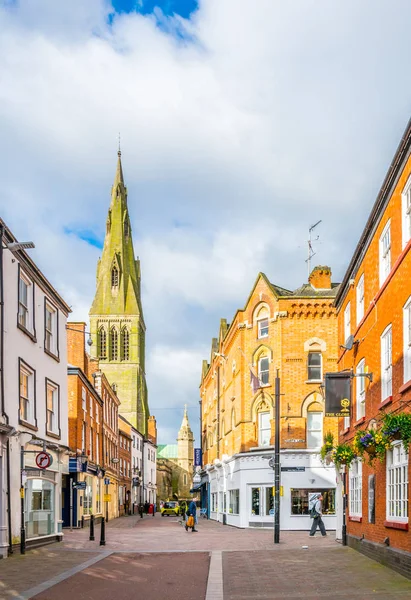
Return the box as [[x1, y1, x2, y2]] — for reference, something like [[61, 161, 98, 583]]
[[194, 448, 202, 467], [325, 372, 351, 417], [73, 481, 87, 490], [35, 452, 52, 469], [104, 494, 112, 502], [281, 466, 305, 472], [104, 478, 110, 485]]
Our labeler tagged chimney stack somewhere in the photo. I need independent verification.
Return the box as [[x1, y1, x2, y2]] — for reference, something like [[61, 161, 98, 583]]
[[308, 266, 332, 290]]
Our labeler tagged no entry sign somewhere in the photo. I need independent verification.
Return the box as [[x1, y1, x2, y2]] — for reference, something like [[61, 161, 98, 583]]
[[35, 451, 51, 469]]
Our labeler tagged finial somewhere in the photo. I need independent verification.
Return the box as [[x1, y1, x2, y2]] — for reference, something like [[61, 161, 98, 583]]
[[118, 132, 121, 157]]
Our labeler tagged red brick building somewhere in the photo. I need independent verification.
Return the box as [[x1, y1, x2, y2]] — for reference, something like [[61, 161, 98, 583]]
[[335, 119, 411, 574], [118, 415, 132, 516]]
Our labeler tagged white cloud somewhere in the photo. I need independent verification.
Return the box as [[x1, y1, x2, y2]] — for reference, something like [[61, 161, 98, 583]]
[[1, 0, 411, 442]]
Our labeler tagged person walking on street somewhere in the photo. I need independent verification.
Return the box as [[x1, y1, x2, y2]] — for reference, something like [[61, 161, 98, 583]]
[[152, 503, 155, 517], [185, 497, 198, 532], [138, 502, 144, 518], [309, 493, 327, 537], [144, 501, 149, 514]]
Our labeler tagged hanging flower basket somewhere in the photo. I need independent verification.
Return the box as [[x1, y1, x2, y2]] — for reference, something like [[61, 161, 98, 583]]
[[365, 444, 376, 456]]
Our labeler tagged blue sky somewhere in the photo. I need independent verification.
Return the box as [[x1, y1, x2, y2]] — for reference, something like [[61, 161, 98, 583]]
[[0, 1, 411, 445]]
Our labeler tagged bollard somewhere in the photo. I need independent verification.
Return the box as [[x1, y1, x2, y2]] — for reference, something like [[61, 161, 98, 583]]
[[100, 517, 106, 546], [89, 514, 95, 541], [81, 515, 84, 529]]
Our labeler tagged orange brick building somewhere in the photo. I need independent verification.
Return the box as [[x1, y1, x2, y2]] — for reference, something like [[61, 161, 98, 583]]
[[65, 323, 104, 527], [200, 267, 340, 529], [336, 119, 411, 573]]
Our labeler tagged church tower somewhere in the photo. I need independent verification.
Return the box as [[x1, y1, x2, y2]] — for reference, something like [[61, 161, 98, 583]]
[[89, 150, 149, 435], [177, 405, 194, 475]]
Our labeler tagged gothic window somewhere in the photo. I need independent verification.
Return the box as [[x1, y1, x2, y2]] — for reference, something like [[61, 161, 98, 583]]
[[124, 219, 129, 238], [111, 265, 119, 288], [121, 328, 130, 361], [110, 327, 118, 361], [98, 327, 107, 359]]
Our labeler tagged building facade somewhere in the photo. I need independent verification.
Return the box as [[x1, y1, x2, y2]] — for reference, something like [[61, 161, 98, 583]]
[[144, 438, 157, 505], [118, 415, 132, 516], [336, 119, 411, 571], [0, 220, 70, 557], [131, 426, 143, 508], [89, 150, 149, 435], [200, 267, 340, 529]]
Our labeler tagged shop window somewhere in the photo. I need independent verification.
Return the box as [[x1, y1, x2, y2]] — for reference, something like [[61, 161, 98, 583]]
[[265, 487, 274, 516], [291, 489, 335, 515], [349, 460, 362, 517], [381, 325, 392, 400], [229, 489, 240, 514], [387, 442, 408, 522], [25, 478, 55, 538], [83, 476, 93, 515], [307, 411, 322, 448], [307, 352, 322, 381], [258, 411, 271, 446], [251, 487, 260, 516]]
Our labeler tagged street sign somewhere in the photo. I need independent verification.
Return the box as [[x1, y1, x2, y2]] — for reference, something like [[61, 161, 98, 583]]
[[194, 448, 202, 467], [281, 466, 305, 472], [104, 494, 112, 502], [104, 478, 110, 485], [35, 452, 51, 469], [73, 481, 87, 490], [325, 372, 351, 417]]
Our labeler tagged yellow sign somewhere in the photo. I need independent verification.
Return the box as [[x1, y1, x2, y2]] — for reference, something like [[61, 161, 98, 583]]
[[272, 486, 284, 497], [20, 487, 24, 499], [104, 494, 112, 502]]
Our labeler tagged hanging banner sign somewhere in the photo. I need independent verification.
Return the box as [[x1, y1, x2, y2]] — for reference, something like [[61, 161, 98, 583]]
[[194, 448, 202, 467], [325, 372, 351, 417]]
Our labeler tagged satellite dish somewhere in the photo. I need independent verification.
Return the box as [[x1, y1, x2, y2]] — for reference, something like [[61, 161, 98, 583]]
[[341, 335, 355, 351]]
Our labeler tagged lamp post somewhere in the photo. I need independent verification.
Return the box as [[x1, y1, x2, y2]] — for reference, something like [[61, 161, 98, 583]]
[[70, 452, 88, 531]]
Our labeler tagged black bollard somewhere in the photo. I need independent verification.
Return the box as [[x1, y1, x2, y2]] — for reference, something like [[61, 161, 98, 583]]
[[81, 515, 84, 529], [100, 517, 106, 546], [89, 514, 95, 541]]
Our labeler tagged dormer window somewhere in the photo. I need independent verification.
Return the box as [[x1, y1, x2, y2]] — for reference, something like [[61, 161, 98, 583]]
[[111, 266, 119, 288]]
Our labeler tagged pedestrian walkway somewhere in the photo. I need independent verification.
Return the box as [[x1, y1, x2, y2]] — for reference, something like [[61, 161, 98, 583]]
[[0, 515, 410, 599]]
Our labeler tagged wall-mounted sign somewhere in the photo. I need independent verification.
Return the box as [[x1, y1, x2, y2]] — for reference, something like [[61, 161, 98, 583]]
[[104, 494, 112, 502], [35, 452, 52, 469], [194, 448, 202, 467], [285, 439, 305, 443], [325, 372, 351, 417], [281, 466, 305, 472]]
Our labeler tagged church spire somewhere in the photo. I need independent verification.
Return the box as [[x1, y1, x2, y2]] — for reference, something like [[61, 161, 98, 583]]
[[114, 149, 124, 188]]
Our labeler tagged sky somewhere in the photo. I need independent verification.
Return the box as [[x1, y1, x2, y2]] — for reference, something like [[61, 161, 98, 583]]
[[1, 0, 411, 445]]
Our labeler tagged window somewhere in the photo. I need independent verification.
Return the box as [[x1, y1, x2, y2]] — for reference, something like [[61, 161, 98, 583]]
[[19, 361, 35, 425], [307, 411, 322, 448], [223, 493, 227, 513], [98, 327, 107, 359], [251, 487, 260, 515], [18, 271, 34, 333], [96, 432, 99, 465], [344, 302, 351, 343], [356, 359, 366, 420], [258, 357, 269, 385], [307, 352, 322, 381], [89, 428, 93, 461], [121, 328, 130, 361], [44, 301, 58, 356], [387, 442, 408, 522], [46, 380, 59, 435], [381, 326, 392, 400], [349, 460, 362, 517], [111, 265, 119, 288], [84, 476, 93, 515], [258, 318, 269, 339], [110, 327, 118, 361], [402, 177, 411, 249], [228, 489, 239, 514], [291, 489, 335, 515], [258, 411, 271, 446], [379, 221, 391, 285], [82, 422, 86, 452], [219, 492, 224, 512], [265, 487, 274, 516], [356, 274, 364, 325], [90, 398, 93, 420], [404, 297, 411, 383], [211, 492, 217, 512], [82, 387, 86, 412]]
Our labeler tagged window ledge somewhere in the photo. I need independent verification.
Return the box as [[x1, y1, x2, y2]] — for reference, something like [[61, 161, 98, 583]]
[[354, 417, 366, 427], [349, 516, 362, 522], [305, 380, 323, 384], [17, 323, 37, 343], [44, 348, 60, 363], [19, 419, 38, 432], [380, 396, 393, 409], [342, 427, 350, 435], [399, 379, 411, 394], [384, 520, 409, 531], [46, 430, 61, 440]]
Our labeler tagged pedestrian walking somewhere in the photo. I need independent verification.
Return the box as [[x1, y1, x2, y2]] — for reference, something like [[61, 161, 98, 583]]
[[309, 493, 327, 537], [144, 501, 149, 514], [138, 502, 144, 518], [185, 497, 198, 532], [151, 503, 155, 517]]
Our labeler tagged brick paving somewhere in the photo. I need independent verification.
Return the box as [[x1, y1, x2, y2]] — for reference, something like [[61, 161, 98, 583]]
[[1, 516, 410, 599]]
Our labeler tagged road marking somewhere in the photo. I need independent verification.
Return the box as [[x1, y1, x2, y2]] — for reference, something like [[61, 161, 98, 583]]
[[206, 550, 223, 600], [17, 551, 113, 600]]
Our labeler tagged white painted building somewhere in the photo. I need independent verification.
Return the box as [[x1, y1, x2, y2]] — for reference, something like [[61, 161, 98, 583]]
[[0, 221, 70, 557], [206, 449, 338, 531], [144, 439, 157, 506], [131, 427, 143, 507]]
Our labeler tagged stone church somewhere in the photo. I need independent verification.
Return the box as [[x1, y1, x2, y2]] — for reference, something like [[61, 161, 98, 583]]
[[89, 149, 152, 437], [157, 407, 194, 501]]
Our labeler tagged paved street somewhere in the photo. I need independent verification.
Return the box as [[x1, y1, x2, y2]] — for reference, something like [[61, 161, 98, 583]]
[[1, 516, 411, 599]]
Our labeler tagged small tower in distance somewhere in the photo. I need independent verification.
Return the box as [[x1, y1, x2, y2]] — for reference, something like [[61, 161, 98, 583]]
[[177, 405, 194, 497]]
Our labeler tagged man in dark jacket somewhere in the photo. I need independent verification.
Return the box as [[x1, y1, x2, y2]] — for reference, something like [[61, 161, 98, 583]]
[[186, 498, 198, 532]]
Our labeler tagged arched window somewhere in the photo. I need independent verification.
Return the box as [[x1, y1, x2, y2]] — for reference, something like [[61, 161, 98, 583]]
[[110, 327, 118, 361], [258, 410, 271, 446], [256, 306, 269, 339], [111, 266, 119, 288], [307, 409, 323, 449], [98, 327, 107, 359], [258, 356, 270, 385], [121, 328, 130, 361], [231, 408, 236, 430]]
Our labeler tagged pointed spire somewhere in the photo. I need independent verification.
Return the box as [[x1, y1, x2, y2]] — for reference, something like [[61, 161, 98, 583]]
[[114, 148, 124, 187]]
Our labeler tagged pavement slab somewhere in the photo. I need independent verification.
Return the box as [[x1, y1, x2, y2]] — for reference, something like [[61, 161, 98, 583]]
[[31, 552, 210, 600], [223, 547, 411, 599]]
